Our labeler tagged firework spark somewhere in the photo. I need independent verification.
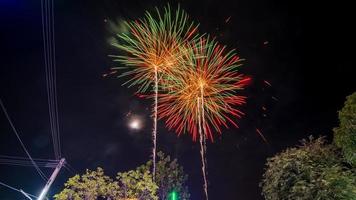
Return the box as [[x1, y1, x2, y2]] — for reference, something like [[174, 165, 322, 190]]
[[110, 4, 199, 180], [158, 37, 249, 199], [159, 37, 249, 141], [110, 5, 198, 93]]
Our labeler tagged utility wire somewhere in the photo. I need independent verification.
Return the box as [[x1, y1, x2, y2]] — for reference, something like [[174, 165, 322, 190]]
[[0, 155, 59, 168], [0, 98, 48, 181], [0, 161, 57, 168], [51, 0, 61, 157], [41, 0, 57, 159], [0, 180, 39, 199], [41, 0, 61, 160], [0, 155, 59, 162]]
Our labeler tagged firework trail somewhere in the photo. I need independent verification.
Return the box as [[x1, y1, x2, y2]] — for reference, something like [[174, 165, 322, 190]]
[[199, 87, 209, 199], [110, 5, 249, 198], [158, 37, 248, 140], [110, 5, 198, 179], [159, 37, 249, 199], [153, 66, 158, 179]]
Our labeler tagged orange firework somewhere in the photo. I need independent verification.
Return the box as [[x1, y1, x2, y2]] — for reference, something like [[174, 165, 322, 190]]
[[158, 37, 249, 199], [158, 37, 250, 141], [110, 4, 199, 180], [110, 5, 198, 92]]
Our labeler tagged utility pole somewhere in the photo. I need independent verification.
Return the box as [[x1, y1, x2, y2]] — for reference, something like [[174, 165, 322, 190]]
[[37, 158, 65, 200]]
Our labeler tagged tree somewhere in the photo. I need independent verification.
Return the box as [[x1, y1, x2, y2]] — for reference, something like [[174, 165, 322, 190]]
[[333, 92, 356, 166], [54, 152, 190, 200], [54, 167, 157, 200], [129, 151, 190, 200], [53, 168, 120, 200], [116, 166, 158, 200], [260, 137, 356, 200], [146, 152, 190, 200]]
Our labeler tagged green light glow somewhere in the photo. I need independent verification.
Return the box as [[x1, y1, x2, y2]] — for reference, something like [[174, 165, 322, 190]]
[[169, 190, 178, 200]]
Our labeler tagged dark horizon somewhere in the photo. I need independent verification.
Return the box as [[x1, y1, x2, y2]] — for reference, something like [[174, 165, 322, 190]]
[[0, 0, 354, 199]]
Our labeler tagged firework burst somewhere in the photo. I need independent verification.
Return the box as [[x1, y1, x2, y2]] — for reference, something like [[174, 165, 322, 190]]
[[110, 5, 198, 92], [158, 37, 249, 199], [159, 37, 249, 141], [110, 4, 199, 180]]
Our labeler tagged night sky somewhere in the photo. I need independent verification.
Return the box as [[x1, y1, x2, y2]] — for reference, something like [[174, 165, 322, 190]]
[[0, 0, 354, 199]]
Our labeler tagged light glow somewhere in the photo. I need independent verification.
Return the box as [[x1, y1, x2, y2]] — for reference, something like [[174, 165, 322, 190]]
[[129, 118, 142, 130]]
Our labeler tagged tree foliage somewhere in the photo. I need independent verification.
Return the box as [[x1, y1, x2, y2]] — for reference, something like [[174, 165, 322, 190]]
[[53, 168, 121, 200], [54, 168, 157, 200], [334, 92, 356, 166], [116, 166, 158, 200], [148, 151, 190, 200], [260, 137, 356, 200], [123, 151, 190, 200], [54, 152, 190, 200]]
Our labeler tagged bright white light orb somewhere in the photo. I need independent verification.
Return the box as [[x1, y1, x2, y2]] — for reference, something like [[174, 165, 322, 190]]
[[129, 118, 141, 130]]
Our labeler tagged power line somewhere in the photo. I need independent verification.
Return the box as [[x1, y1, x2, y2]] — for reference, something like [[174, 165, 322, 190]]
[[0, 180, 39, 199], [64, 163, 76, 175], [41, 0, 57, 159], [0, 160, 57, 168], [0, 155, 59, 168], [46, 0, 58, 159], [51, 0, 61, 157], [41, 0, 61, 160], [0, 98, 48, 181], [0, 155, 59, 162]]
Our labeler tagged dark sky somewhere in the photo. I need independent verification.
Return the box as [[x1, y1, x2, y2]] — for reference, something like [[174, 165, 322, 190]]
[[0, 0, 354, 199]]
